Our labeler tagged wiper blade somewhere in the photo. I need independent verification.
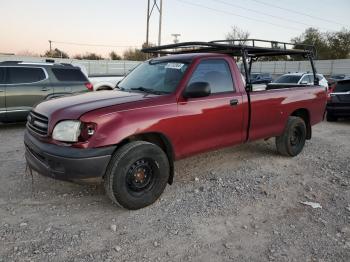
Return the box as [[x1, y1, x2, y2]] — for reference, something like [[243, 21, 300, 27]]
[[131, 87, 150, 92], [116, 85, 125, 91], [130, 87, 168, 95]]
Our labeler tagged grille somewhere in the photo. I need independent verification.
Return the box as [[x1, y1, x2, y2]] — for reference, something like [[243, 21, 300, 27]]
[[27, 111, 49, 136]]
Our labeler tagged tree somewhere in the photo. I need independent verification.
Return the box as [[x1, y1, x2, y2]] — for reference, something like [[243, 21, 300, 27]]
[[17, 50, 40, 57], [109, 51, 122, 60], [225, 26, 250, 62], [225, 26, 250, 45], [326, 29, 350, 59], [122, 43, 156, 61], [44, 48, 69, 58], [123, 48, 147, 61], [291, 28, 329, 59], [291, 27, 350, 60], [73, 53, 103, 60]]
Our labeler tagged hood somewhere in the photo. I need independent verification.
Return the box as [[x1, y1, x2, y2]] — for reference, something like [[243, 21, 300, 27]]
[[34, 90, 155, 120]]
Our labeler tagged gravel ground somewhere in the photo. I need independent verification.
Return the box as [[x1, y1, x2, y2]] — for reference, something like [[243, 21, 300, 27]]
[[0, 120, 349, 262]]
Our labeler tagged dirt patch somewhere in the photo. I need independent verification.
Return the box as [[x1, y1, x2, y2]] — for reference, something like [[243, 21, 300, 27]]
[[0, 121, 350, 261]]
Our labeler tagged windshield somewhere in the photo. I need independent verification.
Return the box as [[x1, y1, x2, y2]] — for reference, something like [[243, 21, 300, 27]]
[[118, 60, 189, 94], [274, 75, 302, 84], [335, 81, 350, 92]]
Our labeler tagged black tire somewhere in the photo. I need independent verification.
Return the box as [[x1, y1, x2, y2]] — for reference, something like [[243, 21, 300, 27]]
[[276, 116, 307, 157], [326, 113, 337, 122], [104, 141, 170, 210]]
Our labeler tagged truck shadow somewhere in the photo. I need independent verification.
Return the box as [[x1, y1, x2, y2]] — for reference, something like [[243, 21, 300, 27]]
[[0, 122, 26, 130], [174, 139, 278, 182]]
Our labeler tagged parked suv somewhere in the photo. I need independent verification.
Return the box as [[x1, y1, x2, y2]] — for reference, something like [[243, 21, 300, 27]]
[[0, 61, 92, 123], [270, 72, 328, 89], [326, 79, 350, 121]]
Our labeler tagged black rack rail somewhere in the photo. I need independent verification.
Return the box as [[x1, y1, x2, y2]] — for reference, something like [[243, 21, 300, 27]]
[[142, 39, 315, 57], [142, 39, 318, 90]]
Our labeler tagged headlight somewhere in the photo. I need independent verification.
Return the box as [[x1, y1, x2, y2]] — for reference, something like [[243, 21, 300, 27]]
[[52, 120, 81, 142]]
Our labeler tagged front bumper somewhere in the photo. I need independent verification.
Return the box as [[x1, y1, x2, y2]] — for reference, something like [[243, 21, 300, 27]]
[[327, 105, 350, 117], [24, 130, 116, 181]]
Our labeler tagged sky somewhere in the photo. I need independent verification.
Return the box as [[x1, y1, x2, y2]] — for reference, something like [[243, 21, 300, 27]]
[[1, 0, 349, 58]]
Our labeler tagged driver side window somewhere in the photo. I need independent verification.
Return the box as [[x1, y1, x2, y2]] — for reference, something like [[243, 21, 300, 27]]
[[187, 59, 235, 94]]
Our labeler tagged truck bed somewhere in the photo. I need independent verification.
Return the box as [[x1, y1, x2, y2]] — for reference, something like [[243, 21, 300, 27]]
[[249, 85, 326, 141]]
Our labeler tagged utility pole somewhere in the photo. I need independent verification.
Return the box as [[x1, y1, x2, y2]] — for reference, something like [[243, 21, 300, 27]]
[[49, 40, 52, 52], [146, 1, 150, 46], [145, 0, 163, 46], [171, 34, 181, 44], [158, 0, 162, 46]]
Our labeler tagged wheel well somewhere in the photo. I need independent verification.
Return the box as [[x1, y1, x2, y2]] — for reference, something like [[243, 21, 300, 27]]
[[97, 86, 113, 91], [291, 109, 311, 139], [118, 133, 175, 184]]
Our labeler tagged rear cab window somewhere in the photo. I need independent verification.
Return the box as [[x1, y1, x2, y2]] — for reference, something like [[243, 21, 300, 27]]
[[8, 67, 47, 84], [188, 59, 235, 94], [52, 68, 88, 82]]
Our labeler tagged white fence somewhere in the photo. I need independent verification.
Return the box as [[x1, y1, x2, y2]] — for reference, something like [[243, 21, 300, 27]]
[[0, 55, 140, 76], [1, 55, 350, 76]]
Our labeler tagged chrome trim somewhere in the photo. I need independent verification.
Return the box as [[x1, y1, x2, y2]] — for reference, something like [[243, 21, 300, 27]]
[[0, 66, 48, 86], [6, 109, 29, 113], [331, 92, 350, 95]]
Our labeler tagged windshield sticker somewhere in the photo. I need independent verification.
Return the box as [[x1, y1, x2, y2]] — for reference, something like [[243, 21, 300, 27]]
[[165, 63, 184, 69]]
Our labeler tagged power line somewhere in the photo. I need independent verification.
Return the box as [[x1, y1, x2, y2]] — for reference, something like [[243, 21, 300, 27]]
[[175, 0, 302, 31], [213, 0, 333, 31], [250, 0, 348, 28], [50, 40, 140, 48]]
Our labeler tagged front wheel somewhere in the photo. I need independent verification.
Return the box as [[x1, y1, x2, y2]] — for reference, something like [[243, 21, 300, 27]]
[[276, 116, 307, 157], [104, 141, 170, 210]]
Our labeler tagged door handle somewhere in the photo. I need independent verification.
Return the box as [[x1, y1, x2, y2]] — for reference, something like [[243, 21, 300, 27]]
[[230, 98, 239, 106], [41, 87, 51, 91]]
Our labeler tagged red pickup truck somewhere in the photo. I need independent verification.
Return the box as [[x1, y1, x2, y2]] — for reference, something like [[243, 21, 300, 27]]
[[24, 40, 327, 209]]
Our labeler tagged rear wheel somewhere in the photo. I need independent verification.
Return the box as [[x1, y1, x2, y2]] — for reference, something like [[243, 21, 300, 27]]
[[276, 116, 306, 157], [104, 141, 170, 210], [326, 112, 337, 122]]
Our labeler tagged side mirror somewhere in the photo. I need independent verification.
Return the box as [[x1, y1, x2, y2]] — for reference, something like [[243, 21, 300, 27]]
[[183, 82, 211, 98]]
